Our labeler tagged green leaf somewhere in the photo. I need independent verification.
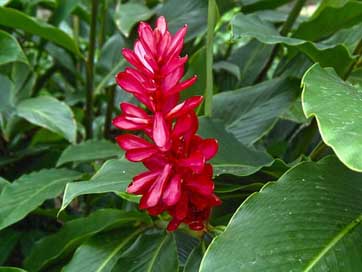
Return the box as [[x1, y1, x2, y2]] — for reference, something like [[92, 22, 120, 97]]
[[16, 96, 77, 143], [114, 2, 155, 37], [157, 0, 208, 42], [227, 39, 273, 87], [293, 1, 362, 41], [183, 47, 206, 98], [60, 159, 145, 212], [113, 231, 179, 272], [24, 209, 149, 272], [240, 0, 290, 13], [50, 0, 81, 26], [57, 140, 122, 167], [0, 177, 9, 193], [302, 64, 362, 172], [213, 77, 300, 145], [0, 169, 81, 231], [0, 229, 20, 265], [198, 118, 273, 176], [183, 244, 203, 272], [0, 74, 14, 113], [0, 268, 27, 272], [0, 7, 80, 56], [63, 229, 142, 272], [0, 30, 27, 66], [231, 13, 355, 76], [200, 156, 362, 271]]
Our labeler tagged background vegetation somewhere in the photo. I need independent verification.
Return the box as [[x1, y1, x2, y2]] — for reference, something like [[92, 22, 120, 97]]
[[0, 0, 361, 271]]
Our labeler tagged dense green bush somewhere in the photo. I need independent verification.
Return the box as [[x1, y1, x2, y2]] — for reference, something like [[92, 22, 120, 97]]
[[0, 0, 362, 271]]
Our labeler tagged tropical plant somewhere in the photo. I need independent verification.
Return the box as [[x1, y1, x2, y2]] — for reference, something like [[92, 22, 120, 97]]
[[0, 0, 361, 271]]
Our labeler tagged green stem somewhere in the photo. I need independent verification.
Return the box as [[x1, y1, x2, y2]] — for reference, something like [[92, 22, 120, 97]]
[[31, 64, 58, 97], [85, 0, 99, 139], [309, 140, 328, 161], [204, 0, 217, 117], [254, 0, 307, 83], [104, 85, 115, 139], [98, 0, 108, 48]]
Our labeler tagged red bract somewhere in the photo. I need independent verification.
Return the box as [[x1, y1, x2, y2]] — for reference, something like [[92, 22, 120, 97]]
[[112, 16, 221, 231]]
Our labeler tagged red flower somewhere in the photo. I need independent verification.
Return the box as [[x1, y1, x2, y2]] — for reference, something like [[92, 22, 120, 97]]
[[113, 16, 221, 231]]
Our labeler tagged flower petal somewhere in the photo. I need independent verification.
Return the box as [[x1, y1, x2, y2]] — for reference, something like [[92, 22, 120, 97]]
[[198, 138, 218, 160], [166, 96, 203, 120], [126, 147, 158, 162], [178, 151, 205, 173], [116, 134, 152, 150], [127, 171, 160, 194], [185, 175, 214, 196], [162, 174, 182, 206], [140, 164, 172, 208], [153, 112, 170, 149]]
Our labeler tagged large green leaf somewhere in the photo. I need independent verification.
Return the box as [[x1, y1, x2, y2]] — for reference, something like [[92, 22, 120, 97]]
[[156, 0, 208, 41], [0, 229, 20, 265], [0, 177, 9, 193], [50, 0, 81, 26], [0, 30, 27, 66], [213, 77, 300, 145], [0, 169, 81, 231], [16, 96, 77, 143], [0, 7, 80, 56], [60, 159, 145, 212], [198, 118, 273, 176], [293, 1, 362, 41], [200, 156, 362, 271], [231, 13, 355, 76], [0, 75, 14, 114], [113, 231, 179, 272], [227, 39, 273, 87], [183, 244, 203, 272], [302, 64, 362, 172], [24, 209, 149, 272], [114, 2, 155, 37], [0, 268, 27, 272], [240, 0, 290, 12], [57, 140, 122, 166], [63, 229, 142, 272]]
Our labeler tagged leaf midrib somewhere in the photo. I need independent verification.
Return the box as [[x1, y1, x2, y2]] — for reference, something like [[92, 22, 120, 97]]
[[303, 213, 362, 271], [0, 175, 74, 229], [95, 229, 142, 272], [146, 235, 169, 272]]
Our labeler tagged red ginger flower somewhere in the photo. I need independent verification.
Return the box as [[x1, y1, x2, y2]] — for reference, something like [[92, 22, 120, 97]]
[[112, 16, 221, 231]]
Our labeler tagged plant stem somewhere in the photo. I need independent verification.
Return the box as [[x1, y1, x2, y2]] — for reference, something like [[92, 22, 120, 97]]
[[254, 0, 307, 83], [31, 65, 58, 97], [104, 85, 115, 139], [85, 0, 99, 139], [98, 0, 108, 48], [204, 0, 217, 117]]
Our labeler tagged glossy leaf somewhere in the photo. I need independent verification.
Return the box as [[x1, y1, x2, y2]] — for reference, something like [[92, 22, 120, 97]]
[[198, 118, 273, 176], [0, 177, 9, 193], [114, 2, 155, 37], [183, 244, 203, 272], [0, 7, 80, 56], [60, 159, 145, 212], [0, 268, 27, 272], [113, 231, 178, 272], [63, 229, 142, 272], [213, 77, 300, 145], [16, 96, 77, 143], [25, 209, 149, 272], [57, 140, 122, 166], [240, 0, 290, 12], [200, 156, 362, 271], [0, 169, 81, 231], [231, 13, 355, 76], [302, 64, 362, 171], [156, 0, 208, 41], [293, 1, 362, 41], [0, 30, 27, 66]]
